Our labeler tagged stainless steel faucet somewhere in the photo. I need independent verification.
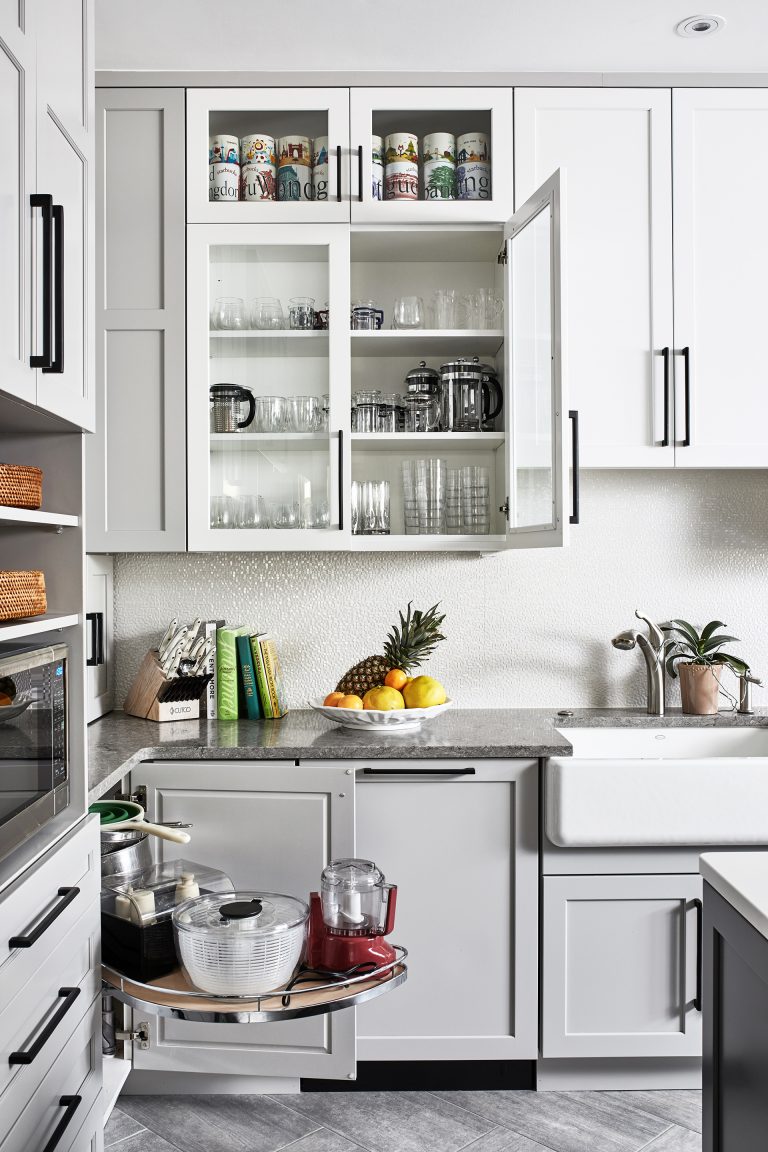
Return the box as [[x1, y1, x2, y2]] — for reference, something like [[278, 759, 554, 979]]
[[738, 671, 762, 714], [612, 609, 666, 716]]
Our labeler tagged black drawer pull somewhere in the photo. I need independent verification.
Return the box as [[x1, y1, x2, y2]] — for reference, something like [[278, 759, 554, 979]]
[[693, 897, 703, 1012], [86, 612, 104, 667], [568, 409, 580, 525], [336, 144, 342, 203], [358, 145, 363, 202], [42, 1095, 82, 1152], [9, 987, 80, 1065], [43, 203, 64, 374], [9, 886, 80, 949], [660, 347, 670, 447], [362, 767, 476, 776], [30, 193, 53, 369]]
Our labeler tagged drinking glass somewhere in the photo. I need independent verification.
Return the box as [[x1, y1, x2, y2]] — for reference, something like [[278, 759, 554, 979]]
[[210, 495, 236, 528], [414, 457, 447, 535], [234, 494, 268, 529], [287, 395, 321, 433], [251, 297, 284, 330], [376, 394, 399, 433], [432, 289, 458, 330], [360, 480, 390, 535], [253, 395, 286, 433], [446, 469, 462, 533], [288, 297, 316, 330], [350, 481, 362, 535], [320, 394, 330, 431], [461, 464, 490, 534], [273, 502, 299, 529], [401, 460, 419, 535], [405, 396, 440, 432], [392, 296, 425, 330], [211, 297, 247, 331], [353, 390, 381, 433]]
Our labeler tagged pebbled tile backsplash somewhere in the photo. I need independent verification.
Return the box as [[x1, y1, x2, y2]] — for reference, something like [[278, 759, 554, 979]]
[[113, 471, 768, 711]]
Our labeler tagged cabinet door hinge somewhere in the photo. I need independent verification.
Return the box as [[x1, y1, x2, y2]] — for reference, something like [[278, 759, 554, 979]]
[[497, 248, 508, 265], [499, 497, 510, 521], [116, 1022, 150, 1051], [117, 785, 147, 808]]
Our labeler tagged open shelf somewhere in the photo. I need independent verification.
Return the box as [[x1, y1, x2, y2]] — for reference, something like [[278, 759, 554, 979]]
[[350, 226, 503, 264], [0, 506, 79, 528], [209, 331, 328, 358], [351, 330, 503, 358], [351, 432, 504, 453], [351, 534, 506, 552], [0, 613, 80, 642], [210, 432, 328, 453]]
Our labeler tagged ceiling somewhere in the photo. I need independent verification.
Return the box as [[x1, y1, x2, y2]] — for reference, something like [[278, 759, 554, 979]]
[[95, 0, 768, 74]]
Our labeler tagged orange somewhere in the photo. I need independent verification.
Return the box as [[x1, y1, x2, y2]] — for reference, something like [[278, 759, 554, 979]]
[[323, 691, 345, 707], [337, 694, 363, 710], [384, 668, 408, 691], [362, 686, 405, 711]]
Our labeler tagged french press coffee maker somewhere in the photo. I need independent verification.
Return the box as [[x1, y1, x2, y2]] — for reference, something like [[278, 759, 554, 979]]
[[209, 384, 256, 433]]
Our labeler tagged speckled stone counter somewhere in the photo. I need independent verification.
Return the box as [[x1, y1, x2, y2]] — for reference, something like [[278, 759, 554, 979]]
[[87, 706, 768, 802]]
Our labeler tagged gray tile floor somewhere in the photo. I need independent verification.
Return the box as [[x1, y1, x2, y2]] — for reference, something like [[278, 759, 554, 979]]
[[105, 1089, 701, 1152]]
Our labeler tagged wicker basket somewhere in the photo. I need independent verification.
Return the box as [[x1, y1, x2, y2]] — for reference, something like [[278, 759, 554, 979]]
[[0, 464, 43, 510], [0, 571, 47, 622]]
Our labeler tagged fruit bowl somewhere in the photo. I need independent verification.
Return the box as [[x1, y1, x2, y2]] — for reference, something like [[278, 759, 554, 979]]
[[308, 697, 453, 733]]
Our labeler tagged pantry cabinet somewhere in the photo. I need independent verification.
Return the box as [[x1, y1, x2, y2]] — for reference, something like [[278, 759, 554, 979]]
[[127, 761, 356, 1080], [354, 759, 538, 1060]]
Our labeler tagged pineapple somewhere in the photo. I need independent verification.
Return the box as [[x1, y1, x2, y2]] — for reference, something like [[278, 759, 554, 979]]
[[336, 602, 446, 696]]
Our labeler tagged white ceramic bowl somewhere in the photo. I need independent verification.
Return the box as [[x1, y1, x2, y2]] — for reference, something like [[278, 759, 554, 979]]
[[309, 696, 453, 732]]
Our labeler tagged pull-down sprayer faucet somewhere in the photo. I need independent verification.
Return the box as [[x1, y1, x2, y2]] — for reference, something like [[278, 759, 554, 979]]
[[612, 610, 666, 717]]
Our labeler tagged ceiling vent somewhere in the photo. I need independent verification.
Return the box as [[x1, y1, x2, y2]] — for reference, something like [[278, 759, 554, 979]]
[[676, 14, 726, 36]]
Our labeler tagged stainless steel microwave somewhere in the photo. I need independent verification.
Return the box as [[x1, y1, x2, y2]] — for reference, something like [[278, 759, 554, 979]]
[[0, 643, 69, 865]]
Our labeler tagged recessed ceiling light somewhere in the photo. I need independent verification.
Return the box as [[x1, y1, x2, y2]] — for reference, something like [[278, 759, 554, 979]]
[[676, 14, 726, 36]]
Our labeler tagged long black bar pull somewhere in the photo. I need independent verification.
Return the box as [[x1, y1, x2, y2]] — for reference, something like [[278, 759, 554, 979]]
[[693, 897, 703, 1012], [338, 429, 344, 531], [30, 193, 53, 368], [336, 145, 342, 203], [568, 410, 580, 525], [43, 202, 64, 374], [661, 347, 670, 447], [681, 346, 691, 447], [358, 146, 363, 202]]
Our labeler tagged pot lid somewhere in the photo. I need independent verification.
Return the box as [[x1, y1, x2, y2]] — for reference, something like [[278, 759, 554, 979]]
[[322, 858, 386, 892], [173, 891, 308, 936]]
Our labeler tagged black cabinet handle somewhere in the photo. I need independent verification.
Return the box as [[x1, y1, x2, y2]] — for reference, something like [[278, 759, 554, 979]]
[[43, 203, 64, 374], [336, 145, 342, 203], [41, 1095, 82, 1152], [338, 429, 344, 531], [357, 145, 363, 202], [693, 897, 703, 1012], [9, 886, 80, 949], [9, 987, 80, 1065], [568, 410, 580, 525], [681, 346, 691, 447], [661, 347, 670, 447], [86, 611, 104, 667], [362, 767, 476, 776], [30, 194, 53, 369]]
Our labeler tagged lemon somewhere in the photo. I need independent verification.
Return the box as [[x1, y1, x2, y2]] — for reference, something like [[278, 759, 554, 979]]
[[362, 686, 405, 711], [403, 676, 447, 709]]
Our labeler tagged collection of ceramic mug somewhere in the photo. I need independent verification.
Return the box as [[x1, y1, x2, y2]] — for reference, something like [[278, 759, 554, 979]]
[[209, 133, 329, 202], [375, 130, 491, 202]]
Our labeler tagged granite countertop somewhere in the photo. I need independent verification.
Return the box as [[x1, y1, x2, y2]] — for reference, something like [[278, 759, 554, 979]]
[[701, 852, 768, 942], [87, 705, 768, 803]]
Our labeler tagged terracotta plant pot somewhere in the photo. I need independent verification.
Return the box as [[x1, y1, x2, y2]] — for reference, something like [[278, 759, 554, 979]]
[[678, 662, 722, 715]]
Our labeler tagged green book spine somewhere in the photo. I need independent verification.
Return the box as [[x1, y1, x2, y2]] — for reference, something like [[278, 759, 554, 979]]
[[216, 626, 243, 720], [236, 634, 262, 720], [260, 635, 288, 718], [250, 634, 273, 719]]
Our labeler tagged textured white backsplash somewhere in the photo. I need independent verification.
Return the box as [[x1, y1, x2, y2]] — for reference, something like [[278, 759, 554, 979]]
[[113, 471, 768, 712]]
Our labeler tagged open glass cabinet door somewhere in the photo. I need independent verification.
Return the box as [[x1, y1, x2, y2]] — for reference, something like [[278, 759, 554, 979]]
[[502, 168, 569, 549]]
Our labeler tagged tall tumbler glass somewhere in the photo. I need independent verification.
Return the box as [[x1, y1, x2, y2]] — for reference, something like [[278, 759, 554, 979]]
[[415, 457, 447, 535]]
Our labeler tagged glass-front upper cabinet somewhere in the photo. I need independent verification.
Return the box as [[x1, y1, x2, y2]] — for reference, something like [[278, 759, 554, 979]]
[[187, 89, 351, 223], [186, 224, 350, 550], [349, 88, 513, 224]]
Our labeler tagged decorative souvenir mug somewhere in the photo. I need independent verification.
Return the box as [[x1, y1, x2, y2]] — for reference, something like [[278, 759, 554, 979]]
[[278, 135, 312, 167], [384, 132, 418, 165], [241, 162, 277, 201], [209, 135, 239, 165], [312, 164, 328, 201], [372, 161, 384, 201], [372, 135, 384, 166], [456, 132, 490, 164], [422, 132, 456, 164], [457, 161, 491, 200], [209, 162, 240, 201], [312, 136, 328, 168], [385, 161, 418, 201], [278, 165, 313, 201], [423, 159, 457, 200], [240, 133, 276, 166]]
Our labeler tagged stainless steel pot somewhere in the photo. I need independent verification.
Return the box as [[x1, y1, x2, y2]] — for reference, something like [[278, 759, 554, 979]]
[[100, 833, 153, 878]]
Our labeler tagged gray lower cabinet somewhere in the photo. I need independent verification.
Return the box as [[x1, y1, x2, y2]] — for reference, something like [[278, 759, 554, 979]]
[[88, 88, 186, 551], [541, 872, 703, 1058], [130, 760, 355, 1079], [352, 758, 538, 1061]]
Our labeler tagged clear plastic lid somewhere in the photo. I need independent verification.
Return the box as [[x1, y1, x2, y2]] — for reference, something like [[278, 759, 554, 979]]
[[322, 858, 386, 892], [101, 858, 234, 926], [173, 891, 309, 937]]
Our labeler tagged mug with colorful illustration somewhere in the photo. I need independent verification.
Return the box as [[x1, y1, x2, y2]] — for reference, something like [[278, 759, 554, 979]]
[[372, 135, 384, 166], [278, 135, 312, 168], [209, 162, 240, 201], [209, 135, 239, 165], [422, 132, 456, 164], [423, 158, 457, 200], [241, 162, 277, 201], [384, 132, 418, 166], [312, 136, 328, 168], [456, 132, 490, 164], [457, 161, 491, 200], [372, 161, 384, 201], [240, 133, 276, 166], [385, 161, 418, 201], [312, 164, 328, 201], [278, 164, 313, 201]]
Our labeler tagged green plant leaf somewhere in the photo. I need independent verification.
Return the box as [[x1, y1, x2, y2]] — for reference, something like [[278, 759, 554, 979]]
[[700, 620, 727, 642], [700, 634, 741, 654], [667, 619, 701, 646], [711, 653, 750, 675], [665, 651, 691, 679]]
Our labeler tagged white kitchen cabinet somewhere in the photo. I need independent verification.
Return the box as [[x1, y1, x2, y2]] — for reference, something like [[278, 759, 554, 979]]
[[85, 553, 113, 721], [541, 873, 703, 1059], [88, 88, 187, 551], [187, 88, 351, 224], [672, 89, 768, 467], [350, 88, 513, 223], [128, 761, 356, 1080], [515, 89, 674, 468], [354, 759, 538, 1060]]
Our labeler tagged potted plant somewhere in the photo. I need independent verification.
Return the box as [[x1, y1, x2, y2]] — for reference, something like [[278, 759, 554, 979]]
[[662, 619, 748, 715]]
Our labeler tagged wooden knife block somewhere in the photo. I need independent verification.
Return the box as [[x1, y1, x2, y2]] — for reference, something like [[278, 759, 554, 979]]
[[123, 649, 212, 722]]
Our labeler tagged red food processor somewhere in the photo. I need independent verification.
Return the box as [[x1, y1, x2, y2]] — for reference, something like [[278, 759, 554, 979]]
[[306, 858, 397, 977]]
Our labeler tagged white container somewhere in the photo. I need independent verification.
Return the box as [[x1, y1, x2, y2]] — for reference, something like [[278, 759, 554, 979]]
[[385, 160, 418, 201], [457, 161, 491, 201], [240, 133, 276, 166], [423, 158, 457, 200], [278, 165, 313, 202], [174, 891, 309, 996], [384, 132, 418, 166], [241, 161, 277, 201], [422, 132, 456, 164], [209, 161, 240, 202], [456, 132, 490, 164], [372, 161, 384, 201], [209, 134, 239, 165], [312, 163, 329, 201], [278, 135, 312, 168]]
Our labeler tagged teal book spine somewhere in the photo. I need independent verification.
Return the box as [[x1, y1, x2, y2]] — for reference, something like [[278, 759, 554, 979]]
[[236, 633, 262, 720]]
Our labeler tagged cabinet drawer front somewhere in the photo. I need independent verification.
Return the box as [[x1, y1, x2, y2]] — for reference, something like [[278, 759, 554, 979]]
[[0, 907, 100, 1123], [0, 817, 99, 1007], [542, 873, 703, 1059], [65, 1091, 105, 1152], [0, 998, 101, 1152]]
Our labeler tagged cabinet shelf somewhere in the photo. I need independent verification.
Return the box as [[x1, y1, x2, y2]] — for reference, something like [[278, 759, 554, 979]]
[[210, 432, 328, 453], [350, 226, 504, 264], [0, 505, 79, 528], [209, 331, 328, 358], [351, 330, 503, 358], [351, 432, 504, 453], [0, 612, 80, 642], [351, 534, 506, 552]]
